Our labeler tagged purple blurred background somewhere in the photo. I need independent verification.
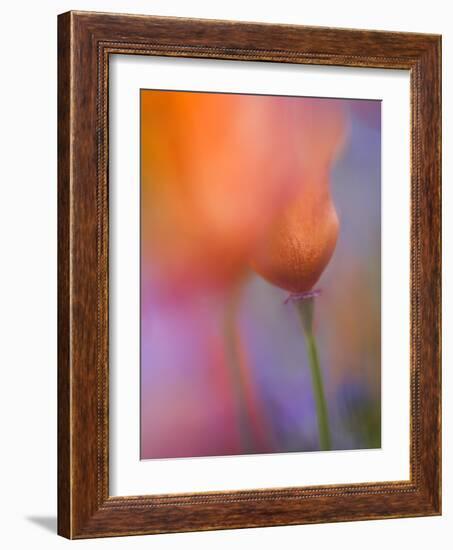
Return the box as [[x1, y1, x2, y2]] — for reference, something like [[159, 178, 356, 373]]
[[140, 96, 381, 459]]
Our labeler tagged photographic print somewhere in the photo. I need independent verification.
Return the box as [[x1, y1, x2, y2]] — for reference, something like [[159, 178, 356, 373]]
[[140, 89, 381, 459], [58, 13, 441, 537]]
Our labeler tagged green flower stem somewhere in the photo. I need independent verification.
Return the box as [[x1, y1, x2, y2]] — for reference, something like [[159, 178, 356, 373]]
[[295, 297, 332, 451]]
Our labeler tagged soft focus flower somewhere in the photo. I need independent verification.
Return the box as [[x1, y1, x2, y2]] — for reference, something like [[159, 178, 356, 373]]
[[250, 99, 348, 293], [141, 91, 307, 298], [140, 91, 381, 458], [141, 92, 348, 299]]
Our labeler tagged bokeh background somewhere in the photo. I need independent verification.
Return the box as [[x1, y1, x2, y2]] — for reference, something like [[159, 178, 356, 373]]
[[140, 90, 381, 459]]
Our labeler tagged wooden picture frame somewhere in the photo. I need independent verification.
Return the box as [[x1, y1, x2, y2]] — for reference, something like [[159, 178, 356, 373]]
[[58, 10, 441, 539]]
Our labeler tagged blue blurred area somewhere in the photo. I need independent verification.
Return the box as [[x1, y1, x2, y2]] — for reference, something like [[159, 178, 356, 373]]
[[141, 99, 381, 458]]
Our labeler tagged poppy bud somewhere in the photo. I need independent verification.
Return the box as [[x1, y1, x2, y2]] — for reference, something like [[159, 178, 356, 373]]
[[250, 98, 347, 294], [251, 177, 340, 293]]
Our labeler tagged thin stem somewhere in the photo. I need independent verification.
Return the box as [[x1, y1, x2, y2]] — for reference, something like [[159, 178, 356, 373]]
[[223, 286, 255, 453], [295, 297, 332, 451]]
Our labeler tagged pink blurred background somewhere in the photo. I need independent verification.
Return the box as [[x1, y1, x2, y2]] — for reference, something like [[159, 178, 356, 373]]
[[140, 91, 381, 459]]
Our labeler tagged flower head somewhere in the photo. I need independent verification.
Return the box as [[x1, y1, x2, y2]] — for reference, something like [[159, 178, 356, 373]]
[[250, 98, 348, 293]]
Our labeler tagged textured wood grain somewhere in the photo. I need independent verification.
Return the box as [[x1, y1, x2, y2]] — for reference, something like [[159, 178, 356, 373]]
[[57, 11, 71, 538], [57, 10, 441, 539]]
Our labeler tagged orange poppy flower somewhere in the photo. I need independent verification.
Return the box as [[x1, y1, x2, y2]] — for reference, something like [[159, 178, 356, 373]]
[[141, 91, 347, 297], [250, 98, 348, 294]]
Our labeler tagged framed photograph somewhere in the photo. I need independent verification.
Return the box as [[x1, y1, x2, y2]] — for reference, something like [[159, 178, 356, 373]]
[[58, 11, 441, 539]]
